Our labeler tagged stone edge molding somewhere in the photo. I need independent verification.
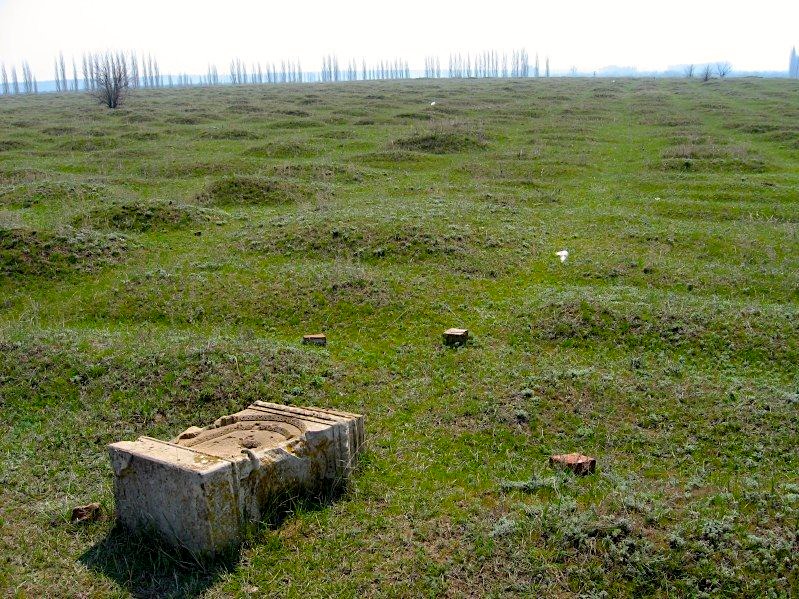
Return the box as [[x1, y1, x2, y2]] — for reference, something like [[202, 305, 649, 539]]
[[108, 401, 364, 555]]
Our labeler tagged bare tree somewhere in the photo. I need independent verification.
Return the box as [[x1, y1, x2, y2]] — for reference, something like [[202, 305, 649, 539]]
[[0, 63, 9, 95], [58, 52, 68, 91], [11, 66, 19, 94], [153, 57, 161, 87], [90, 52, 129, 108], [21, 61, 34, 93], [129, 53, 139, 88], [701, 64, 713, 81], [81, 54, 90, 90], [72, 57, 80, 91], [146, 55, 154, 87], [715, 61, 732, 78], [683, 64, 695, 78], [545, 57, 550, 77]]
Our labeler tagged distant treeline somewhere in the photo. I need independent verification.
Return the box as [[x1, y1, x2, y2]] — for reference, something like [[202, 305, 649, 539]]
[[1, 46, 797, 96], [0, 48, 552, 95]]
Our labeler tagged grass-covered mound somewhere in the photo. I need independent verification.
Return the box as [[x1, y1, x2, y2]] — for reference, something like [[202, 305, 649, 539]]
[[244, 140, 314, 158], [1, 226, 132, 277], [196, 175, 318, 206], [0, 181, 106, 208], [267, 161, 375, 184], [244, 219, 503, 262], [74, 200, 228, 232], [660, 143, 767, 172], [512, 291, 798, 367], [199, 128, 260, 140], [393, 130, 487, 153], [238, 206, 518, 276]]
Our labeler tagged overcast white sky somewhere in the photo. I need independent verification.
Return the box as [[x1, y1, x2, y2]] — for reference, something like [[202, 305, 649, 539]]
[[1, 0, 798, 78]]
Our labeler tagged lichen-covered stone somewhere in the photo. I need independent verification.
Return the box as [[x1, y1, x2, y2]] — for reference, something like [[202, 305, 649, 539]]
[[109, 402, 364, 554]]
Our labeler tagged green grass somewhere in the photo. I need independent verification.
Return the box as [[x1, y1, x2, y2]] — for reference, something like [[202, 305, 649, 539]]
[[0, 77, 798, 597]]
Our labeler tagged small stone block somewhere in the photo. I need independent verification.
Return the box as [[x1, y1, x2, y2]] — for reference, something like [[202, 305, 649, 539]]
[[443, 328, 469, 346], [302, 333, 327, 346], [549, 453, 596, 475], [109, 402, 364, 555]]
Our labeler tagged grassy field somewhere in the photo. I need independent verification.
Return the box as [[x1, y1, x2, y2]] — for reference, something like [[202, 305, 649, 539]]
[[0, 77, 797, 597]]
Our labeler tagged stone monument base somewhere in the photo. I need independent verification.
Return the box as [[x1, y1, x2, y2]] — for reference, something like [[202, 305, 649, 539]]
[[108, 402, 364, 555]]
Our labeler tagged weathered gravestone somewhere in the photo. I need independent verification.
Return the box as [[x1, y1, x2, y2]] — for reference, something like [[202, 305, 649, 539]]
[[443, 328, 469, 347], [108, 401, 364, 555]]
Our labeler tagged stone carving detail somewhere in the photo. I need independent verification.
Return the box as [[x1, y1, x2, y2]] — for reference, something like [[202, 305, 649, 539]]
[[108, 401, 364, 554]]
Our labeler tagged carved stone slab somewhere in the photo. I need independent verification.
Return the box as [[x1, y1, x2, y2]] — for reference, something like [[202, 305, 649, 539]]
[[108, 402, 364, 555]]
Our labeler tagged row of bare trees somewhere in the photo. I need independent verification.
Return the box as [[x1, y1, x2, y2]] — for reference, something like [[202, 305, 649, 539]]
[[5, 52, 747, 100], [0, 62, 37, 94], [2, 49, 560, 97], [683, 62, 732, 80], [320, 55, 410, 82], [229, 58, 304, 84], [50, 52, 163, 92], [430, 49, 550, 78]]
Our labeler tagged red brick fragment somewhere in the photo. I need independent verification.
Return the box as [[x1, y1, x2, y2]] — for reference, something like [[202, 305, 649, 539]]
[[71, 502, 101, 524], [549, 453, 596, 475]]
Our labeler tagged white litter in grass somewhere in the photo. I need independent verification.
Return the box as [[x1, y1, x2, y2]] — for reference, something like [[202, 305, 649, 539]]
[[430, 101, 436, 106], [555, 250, 569, 263]]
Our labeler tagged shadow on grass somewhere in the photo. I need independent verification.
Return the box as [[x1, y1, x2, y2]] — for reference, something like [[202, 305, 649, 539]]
[[79, 489, 346, 598], [80, 526, 238, 598]]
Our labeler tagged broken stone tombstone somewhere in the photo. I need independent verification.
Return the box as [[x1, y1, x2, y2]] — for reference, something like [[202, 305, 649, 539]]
[[108, 401, 364, 555], [302, 333, 327, 346], [443, 328, 469, 347]]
